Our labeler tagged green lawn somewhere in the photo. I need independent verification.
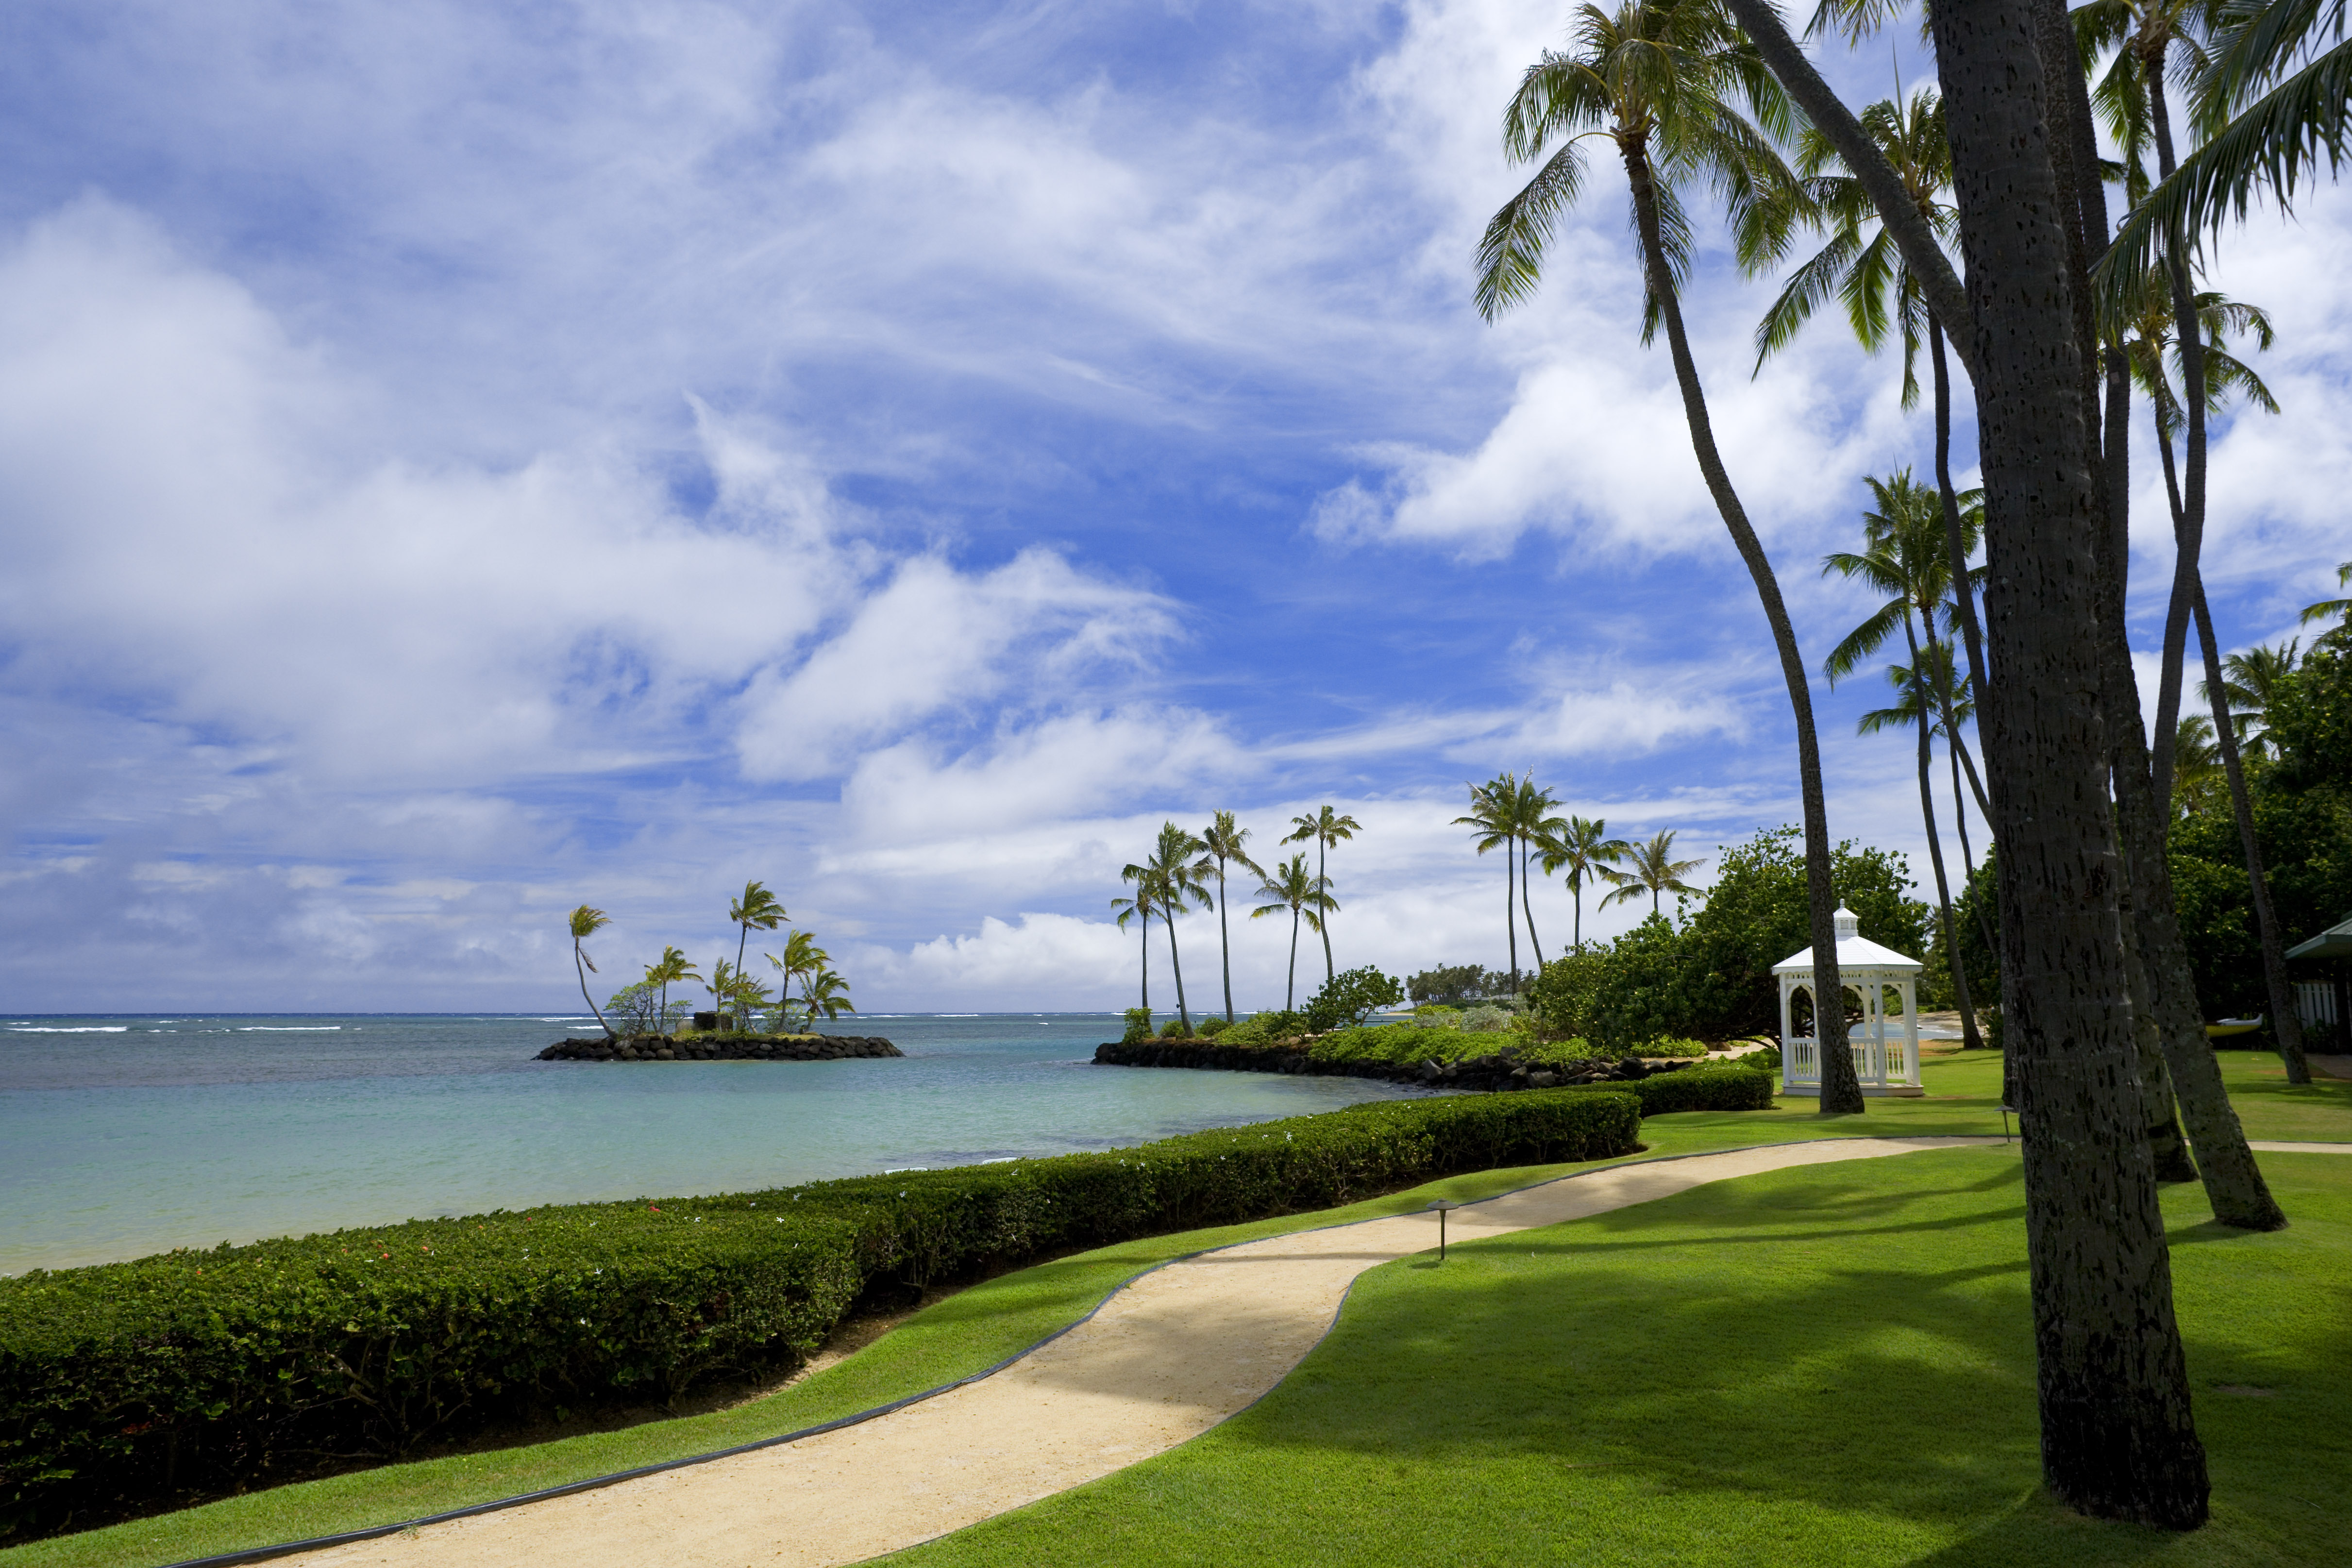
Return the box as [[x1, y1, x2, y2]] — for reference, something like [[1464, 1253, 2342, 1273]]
[[882, 1148, 2352, 1568], [9, 1049, 2343, 1568]]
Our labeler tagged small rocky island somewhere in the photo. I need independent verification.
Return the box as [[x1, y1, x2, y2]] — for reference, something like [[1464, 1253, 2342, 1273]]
[[538, 1033, 902, 1062]]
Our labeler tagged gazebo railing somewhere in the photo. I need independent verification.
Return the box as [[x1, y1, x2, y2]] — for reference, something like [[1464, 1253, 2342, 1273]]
[[1783, 1033, 1909, 1087]]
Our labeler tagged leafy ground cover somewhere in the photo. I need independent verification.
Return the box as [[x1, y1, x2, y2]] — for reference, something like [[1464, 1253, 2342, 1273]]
[[886, 1146, 2351, 1568], [8, 1050, 2337, 1568]]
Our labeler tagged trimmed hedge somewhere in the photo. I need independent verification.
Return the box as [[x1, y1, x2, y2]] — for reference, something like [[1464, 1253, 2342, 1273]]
[[0, 1090, 1639, 1539], [1574, 1064, 1777, 1115]]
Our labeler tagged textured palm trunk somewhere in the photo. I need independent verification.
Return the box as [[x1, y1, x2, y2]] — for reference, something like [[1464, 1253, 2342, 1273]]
[[1140, 914, 1151, 1013], [1928, 320, 1993, 724], [1931, 0, 2207, 1523], [1167, 915, 1192, 1035], [2144, 47, 2204, 804], [576, 948, 613, 1039], [1217, 865, 1236, 1024], [2192, 587, 2312, 1081], [1519, 836, 1546, 971], [1503, 839, 1519, 992], [1617, 134, 1859, 1113], [2115, 829, 2203, 1183], [1317, 839, 1334, 985], [1286, 909, 1299, 1012]]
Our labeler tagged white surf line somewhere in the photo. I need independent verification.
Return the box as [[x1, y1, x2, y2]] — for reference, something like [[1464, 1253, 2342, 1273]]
[[281, 1136, 2002, 1568]]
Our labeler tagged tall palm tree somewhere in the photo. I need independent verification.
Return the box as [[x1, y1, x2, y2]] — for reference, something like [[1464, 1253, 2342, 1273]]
[[1111, 877, 1159, 1014], [1201, 811, 1264, 1023], [1251, 853, 1333, 1012], [1144, 822, 1212, 1033], [569, 904, 614, 1039], [730, 881, 787, 1024], [1824, 470, 1988, 1052], [1453, 776, 1522, 988], [1477, 0, 1862, 1112], [2301, 561, 2352, 626], [645, 944, 696, 1037], [1511, 775, 1569, 972], [1535, 815, 1632, 948], [1283, 806, 1361, 987], [1600, 829, 1705, 917]]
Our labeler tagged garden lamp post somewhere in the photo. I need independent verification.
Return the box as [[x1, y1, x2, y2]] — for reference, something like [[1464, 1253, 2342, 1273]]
[[1426, 1197, 1460, 1261]]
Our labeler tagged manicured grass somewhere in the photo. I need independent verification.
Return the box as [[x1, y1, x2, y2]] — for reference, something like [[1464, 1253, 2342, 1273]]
[[882, 1149, 2352, 1568], [9, 1047, 2336, 1568]]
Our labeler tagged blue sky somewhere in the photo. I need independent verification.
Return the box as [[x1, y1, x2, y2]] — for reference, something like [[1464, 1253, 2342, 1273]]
[[1, 0, 2344, 1013]]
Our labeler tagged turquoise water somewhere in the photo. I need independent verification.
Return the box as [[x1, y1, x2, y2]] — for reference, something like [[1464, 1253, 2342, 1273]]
[[1, 1012, 1421, 1274]]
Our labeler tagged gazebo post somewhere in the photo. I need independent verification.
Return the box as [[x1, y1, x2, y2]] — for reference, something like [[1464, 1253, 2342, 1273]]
[[1901, 975, 1919, 1088]]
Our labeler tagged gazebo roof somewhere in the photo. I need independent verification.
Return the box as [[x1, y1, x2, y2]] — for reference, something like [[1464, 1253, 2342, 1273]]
[[1771, 906, 1922, 976], [2285, 912, 2352, 961]]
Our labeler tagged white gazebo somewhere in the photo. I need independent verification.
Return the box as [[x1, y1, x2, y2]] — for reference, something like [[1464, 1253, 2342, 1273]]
[[1774, 906, 1925, 1097]]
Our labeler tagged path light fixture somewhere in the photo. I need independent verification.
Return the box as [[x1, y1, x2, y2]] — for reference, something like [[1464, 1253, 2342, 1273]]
[[1425, 1198, 1460, 1261]]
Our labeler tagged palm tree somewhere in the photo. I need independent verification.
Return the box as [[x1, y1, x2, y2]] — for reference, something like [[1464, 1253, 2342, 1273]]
[[1511, 775, 1568, 972], [1453, 776, 1522, 989], [730, 881, 787, 1022], [1144, 822, 1212, 1033], [1250, 853, 1333, 1012], [1855, 646, 1985, 1050], [705, 957, 745, 1029], [800, 968, 855, 1023], [1476, 0, 1862, 1113], [1824, 470, 1988, 1052], [644, 944, 696, 1037], [2170, 715, 2228, 817], [2302, 562, 2352, 627], [1283, 806, 1361, 987], [1200, 811, 1264, 1023], [569, 904, 614, 1039], [1111, 873, 1159, 1015], [1535, 815, 1632, 948], [2204, 640, 2300, 759], [1600, 829, 1705, 917], [765, 930, 826, 1031]]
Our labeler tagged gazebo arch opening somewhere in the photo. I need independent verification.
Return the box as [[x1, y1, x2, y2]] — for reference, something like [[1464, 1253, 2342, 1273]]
[[1774, 907, 1924, 1098]]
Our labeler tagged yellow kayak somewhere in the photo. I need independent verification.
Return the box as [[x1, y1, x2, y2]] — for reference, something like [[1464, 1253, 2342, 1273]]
[[2203, 1017, 2264, 1038]]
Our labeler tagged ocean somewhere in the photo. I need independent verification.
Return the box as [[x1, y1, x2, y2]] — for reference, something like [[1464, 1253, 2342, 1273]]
[[0, 1012, 1422, 1274]]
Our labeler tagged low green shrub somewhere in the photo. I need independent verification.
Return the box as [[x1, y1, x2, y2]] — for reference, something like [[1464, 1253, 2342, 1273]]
[[1634, 1036, 1709, 1058], [1121, 1007, 1153, 1044], [1158, 1017, 1189, 1039], [0, 1092, 1639, 1539], [1220, 1010, 1305, 1045], [1606, 1063, 1776, 1114], [1197, 1016, 1230, 1037], [1303, 966, 1406, 1032]]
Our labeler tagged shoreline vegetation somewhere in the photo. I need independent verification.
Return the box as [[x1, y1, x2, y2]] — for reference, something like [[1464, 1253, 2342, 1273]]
[[0, 1087, 1648, 1543], [534, 1033, 901, 1064]]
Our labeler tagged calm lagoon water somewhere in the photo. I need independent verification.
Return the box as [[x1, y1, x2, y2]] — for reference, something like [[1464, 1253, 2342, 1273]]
[[1, 1012, 1423, 1274]]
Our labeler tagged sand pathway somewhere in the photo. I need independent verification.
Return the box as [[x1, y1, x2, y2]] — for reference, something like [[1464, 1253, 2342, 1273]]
[[278, 1137, 2048, 1568]]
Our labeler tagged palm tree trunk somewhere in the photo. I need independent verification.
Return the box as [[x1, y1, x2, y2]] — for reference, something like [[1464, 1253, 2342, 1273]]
[[575, 947, 612, 1039], [1572, 882, 1583, 949], [1141, 911, 1151, 1014], [2115, 849, 2202, 1184], [1929, 319, 1993, 722], [1503, 843, 1519, 993], [1618, 135, 1858, 1114], [1929, 0, 2207, 1520], [1287, 908, 1299, 1012], [1518, 835, 1546, 971], [1217, 864, 1236, 1023], [2145, 49, 2206, 812], [1168, 916, 1192, 1034], [1317, 838, 1335, 985], [1905, 621, 1988, 1056], [2192, 585, 2312, 1081]]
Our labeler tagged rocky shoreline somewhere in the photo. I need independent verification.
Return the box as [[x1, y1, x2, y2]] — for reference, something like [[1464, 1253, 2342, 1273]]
[[538, 1033, 902, 1062], [1091, 1038, 1691, 1092]]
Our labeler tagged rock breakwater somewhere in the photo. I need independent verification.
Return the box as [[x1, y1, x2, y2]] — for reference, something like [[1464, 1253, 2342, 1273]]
[[1091, 1038, 1688, 1092], [538, 1034, 902, 1062]]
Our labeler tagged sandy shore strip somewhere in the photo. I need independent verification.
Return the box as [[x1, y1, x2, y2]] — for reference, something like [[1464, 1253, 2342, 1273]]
[[270, 1137, 2026, 1568]]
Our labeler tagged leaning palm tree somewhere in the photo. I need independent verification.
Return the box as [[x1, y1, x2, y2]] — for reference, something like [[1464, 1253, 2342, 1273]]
[[1251, 853, 1333, 1012], [1476, 0, 1861, 1111], [800, 967, 855, 1023], [1200, 811, 1264, 1023], [765, 930, 826, 1031], [1600, 829, 1706, 917], [729, 880, 787, 1019], [1144, 822, 1212, 1034], [1535, 815, 1633, 947], [1283, 806, 1361, 987], [2204, 640, 2300, 759], [569, 904, 615, 1039], [1453, 776, 1523, 989]]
